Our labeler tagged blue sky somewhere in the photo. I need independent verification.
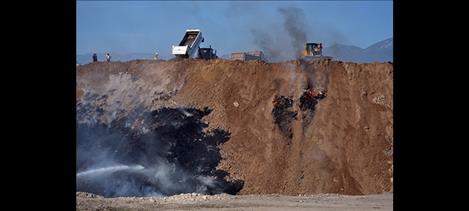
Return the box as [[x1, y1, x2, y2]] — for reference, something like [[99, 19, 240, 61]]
[[77, 1, 392, 57]]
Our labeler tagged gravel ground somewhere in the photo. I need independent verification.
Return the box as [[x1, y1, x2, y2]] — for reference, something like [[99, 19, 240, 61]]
[[76, 192, 392, 211]]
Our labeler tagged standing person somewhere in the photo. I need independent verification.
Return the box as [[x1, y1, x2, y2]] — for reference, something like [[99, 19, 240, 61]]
[[92, 53, 98, 62], [105, 53, 111, 62], [154, 52, 159, 60]]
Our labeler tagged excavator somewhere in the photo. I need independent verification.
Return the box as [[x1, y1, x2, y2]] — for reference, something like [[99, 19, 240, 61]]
[[301, 43, 332, 61]]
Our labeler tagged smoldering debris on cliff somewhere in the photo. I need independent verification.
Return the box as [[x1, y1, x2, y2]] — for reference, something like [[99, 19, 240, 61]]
[[299, 88, 327, 126], [272, 96, 297, 141]]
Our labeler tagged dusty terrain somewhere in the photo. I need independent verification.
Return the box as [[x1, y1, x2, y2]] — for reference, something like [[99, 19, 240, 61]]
[[76, 191, 392, 211], [77, 59, 392, 196], [76, 59, 392, 211]]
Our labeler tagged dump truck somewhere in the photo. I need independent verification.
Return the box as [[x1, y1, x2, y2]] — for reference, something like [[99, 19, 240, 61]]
[[302, 43, 332, 61], [172, 29, 204, 58], [198, 45, 218, 60]]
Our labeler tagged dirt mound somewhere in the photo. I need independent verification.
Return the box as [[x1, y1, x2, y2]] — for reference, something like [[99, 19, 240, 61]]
[[76, 59, 393, 196]]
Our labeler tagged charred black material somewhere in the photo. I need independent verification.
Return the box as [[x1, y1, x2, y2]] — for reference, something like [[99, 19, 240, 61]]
[[272, 96, 297, 141], [77, 107, 243, 197], [299, 90, 326, 126]]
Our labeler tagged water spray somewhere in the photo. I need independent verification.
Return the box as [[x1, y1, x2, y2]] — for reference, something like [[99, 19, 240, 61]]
[[77, 165, 145, 177]]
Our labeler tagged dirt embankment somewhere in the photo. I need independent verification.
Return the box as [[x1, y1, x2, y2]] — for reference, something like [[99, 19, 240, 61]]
[[77, 59, 393, 196]]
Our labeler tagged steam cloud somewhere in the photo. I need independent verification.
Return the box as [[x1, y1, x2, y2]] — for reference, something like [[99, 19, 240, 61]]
[[77, 101, 244, 197]]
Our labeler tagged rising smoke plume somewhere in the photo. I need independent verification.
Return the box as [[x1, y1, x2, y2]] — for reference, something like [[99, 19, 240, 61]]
[[250, 28, 284, 62], [278, 7, 309, 59], [249, 6, 310, 62]]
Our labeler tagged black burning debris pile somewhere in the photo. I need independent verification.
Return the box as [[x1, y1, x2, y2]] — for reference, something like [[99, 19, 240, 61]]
[[299, 88, 327, 126], [271, 89, 326, 141], [272, 96, 297, 141], [76, 106, 244, 198]]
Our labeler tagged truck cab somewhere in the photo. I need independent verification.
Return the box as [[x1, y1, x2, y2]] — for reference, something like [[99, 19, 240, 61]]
[[198, 46, 218, 60]]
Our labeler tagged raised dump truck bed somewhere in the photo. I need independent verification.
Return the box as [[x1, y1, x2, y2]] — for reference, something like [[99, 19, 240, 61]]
[[172, 29, 204, 58]]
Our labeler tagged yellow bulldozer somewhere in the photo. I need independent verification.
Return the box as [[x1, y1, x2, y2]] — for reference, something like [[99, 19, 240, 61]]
[[302, 43, 332, 61]]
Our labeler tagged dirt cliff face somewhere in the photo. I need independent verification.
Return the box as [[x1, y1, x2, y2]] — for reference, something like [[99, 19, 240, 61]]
[[77, 59, 392, 196]]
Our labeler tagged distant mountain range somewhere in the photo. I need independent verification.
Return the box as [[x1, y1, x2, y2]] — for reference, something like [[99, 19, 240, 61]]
[[77, 38, 392, 64], [323, 37, 393, 63]]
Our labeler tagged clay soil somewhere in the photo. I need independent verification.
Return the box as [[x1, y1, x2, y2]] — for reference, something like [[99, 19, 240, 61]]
[[77, 59, 393, 196]]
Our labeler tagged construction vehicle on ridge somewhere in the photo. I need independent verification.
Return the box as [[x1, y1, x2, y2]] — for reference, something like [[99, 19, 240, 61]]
[[302, 43, 332, 61], [198, 45, 218, 60], [172, 29, 205, 58], [230, 51, 265, 61]]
